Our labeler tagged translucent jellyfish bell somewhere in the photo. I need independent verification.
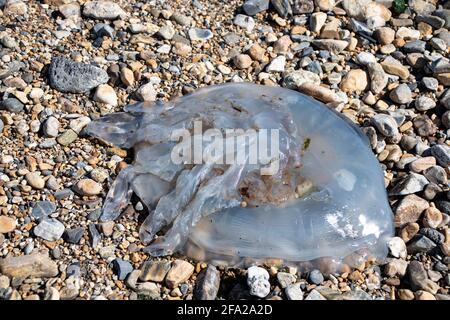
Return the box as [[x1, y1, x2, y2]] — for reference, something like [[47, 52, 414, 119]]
[[86, 83, 394, 272]]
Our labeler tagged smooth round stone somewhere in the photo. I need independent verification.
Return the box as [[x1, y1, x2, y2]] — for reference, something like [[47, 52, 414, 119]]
[[0, 216, 16, 233], [74, 179, 103, 196]]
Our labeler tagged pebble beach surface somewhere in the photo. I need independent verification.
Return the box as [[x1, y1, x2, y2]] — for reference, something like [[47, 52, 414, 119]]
[[0, 0, 449, 300]]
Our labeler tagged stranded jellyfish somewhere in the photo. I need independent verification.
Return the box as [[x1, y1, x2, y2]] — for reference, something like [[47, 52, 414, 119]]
[[86, 83, 394, 271]]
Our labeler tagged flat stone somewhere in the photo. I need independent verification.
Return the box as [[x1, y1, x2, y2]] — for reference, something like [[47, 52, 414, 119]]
[[139, 260, 171, 282], [403, 40, 427, 53], [409, 157, 436, 173], [271, 0, 292, 17], [194, 265, 220, 300], [389, 173, 429, 196], [407, 234, 437, 254], [48, 57, 109, 94], [165, 260, 194, 288], [188, 28, 213, 41], [82, 1, 126, 20], [282, 70, 320, 89], [34, 218, 65, 241], [367, 62, 388, 94], [311, 39, 348, 53], [305, 289, 326, 300], [0, 253, 58, 279]]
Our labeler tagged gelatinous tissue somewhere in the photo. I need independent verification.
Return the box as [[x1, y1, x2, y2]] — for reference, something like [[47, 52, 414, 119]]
[[86, 83, 394, 272]]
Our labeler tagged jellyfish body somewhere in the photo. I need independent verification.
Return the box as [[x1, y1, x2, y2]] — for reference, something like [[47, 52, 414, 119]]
[[86, 83, 394, 270]]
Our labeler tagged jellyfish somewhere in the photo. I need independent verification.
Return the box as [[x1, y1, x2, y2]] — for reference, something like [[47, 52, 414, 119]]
[[86, 83, 394, 271]]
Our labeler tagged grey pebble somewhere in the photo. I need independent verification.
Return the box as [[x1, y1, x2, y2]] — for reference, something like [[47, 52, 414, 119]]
[[48, 57, 109, 94]]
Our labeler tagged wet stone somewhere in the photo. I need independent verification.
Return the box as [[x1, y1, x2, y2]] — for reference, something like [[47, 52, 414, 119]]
[[308, 269, 324, 285]]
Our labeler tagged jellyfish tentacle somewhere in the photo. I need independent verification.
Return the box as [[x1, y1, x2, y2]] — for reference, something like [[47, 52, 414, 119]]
[[99, 166, 135, 222]]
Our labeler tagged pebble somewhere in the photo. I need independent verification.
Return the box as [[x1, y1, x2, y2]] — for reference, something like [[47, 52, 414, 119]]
[[277, 272, 296, 288], [25, 172, 45, 190], [430, 144, 450, 167], [64, 227, 84, 244], [243, 0, 270, 15], [0, 98, 24, 113], [389, 173, 429, 196], [408, 261, 440, 294], [282, 70, 320, 89], [305, 289, 326, 300], [311, 39, 349, 53], [310, 12, 327, 33], [234, 14, 255, 32], [371, 114, 399, 137], [48, 57, 109, 94], [0, 216, 16, 233], [165, 260, 194, 288], [88, 224, 101, 248], [247, 266, 270, 298], [389, 84, 412, 104], [74, 179, 102, 196], [83, 1, 125, 20], [188, 28, 213, 41], [43, 116, 60, 138], [285, 283, 303, 300], [194, 265, 221, 300], [387, 237, 407, 259], [139, 260, 171, 282], [136, 83, 157, 102], [93, 84, 118, 106], [308, 269, 324, 285], [34, 218, 65, 241], [394, 194, 429, 227], [266, 56, 286, 72], [112, 259, 133, 281], [423, 207, 444, 229], [233, 54, 253, 69], [0, 253, 58, 279], [157, 25, 175, 40], [415, 96, 436, 111], [340, 69, 368, 92]]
